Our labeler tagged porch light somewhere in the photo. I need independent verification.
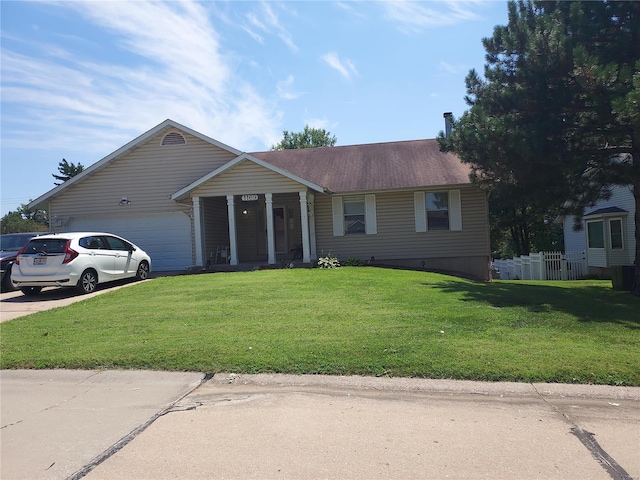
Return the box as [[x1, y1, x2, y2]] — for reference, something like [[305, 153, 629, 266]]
[[242, 209, 248, 215]]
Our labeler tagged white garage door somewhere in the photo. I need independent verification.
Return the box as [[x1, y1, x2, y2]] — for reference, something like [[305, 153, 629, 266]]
[[67, 212, 192, 272]]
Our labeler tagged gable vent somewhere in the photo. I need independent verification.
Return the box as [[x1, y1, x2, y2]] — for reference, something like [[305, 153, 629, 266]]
[[161, 132, 186, 146]]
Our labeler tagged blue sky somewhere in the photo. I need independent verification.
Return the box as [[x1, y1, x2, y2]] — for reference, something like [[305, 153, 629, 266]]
[[1, 1, 508, 217]]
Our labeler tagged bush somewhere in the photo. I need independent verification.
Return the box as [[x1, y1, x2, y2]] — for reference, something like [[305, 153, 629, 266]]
[[344, 257, 364, 266], [317, 252, 340, 269]]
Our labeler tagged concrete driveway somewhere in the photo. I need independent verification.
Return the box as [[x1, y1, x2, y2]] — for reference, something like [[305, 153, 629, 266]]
[[0, 279, 147, 323], [1, 371, 638, 480]]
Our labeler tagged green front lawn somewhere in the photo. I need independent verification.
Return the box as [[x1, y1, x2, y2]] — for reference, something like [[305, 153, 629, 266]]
[[1, 268, 638, 385]]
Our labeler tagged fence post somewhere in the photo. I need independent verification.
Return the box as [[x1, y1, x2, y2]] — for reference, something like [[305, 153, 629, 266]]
[[521, 255, 531, 280]]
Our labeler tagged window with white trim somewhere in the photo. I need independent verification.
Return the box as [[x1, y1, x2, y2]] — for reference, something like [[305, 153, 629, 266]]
[[414, 189, 462, 232], [343, 196, 365, 234], [587, 220, 604, 248], [609, 218, 623, 249], [426, 192, 449, 230], [332, 195, 377, 236]]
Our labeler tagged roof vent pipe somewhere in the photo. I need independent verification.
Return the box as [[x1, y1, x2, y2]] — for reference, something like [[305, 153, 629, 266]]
[[443, 112, 453, 138]]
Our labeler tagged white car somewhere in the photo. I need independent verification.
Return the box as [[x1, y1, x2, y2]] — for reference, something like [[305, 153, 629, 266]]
[[11, 232, 151, 296]]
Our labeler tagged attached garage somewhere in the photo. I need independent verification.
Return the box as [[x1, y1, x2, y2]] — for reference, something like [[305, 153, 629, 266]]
[[67, 212, 192, 271]]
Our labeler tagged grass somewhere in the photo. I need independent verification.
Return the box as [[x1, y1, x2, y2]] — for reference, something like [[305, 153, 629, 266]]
[[1, 267, 638, 385]]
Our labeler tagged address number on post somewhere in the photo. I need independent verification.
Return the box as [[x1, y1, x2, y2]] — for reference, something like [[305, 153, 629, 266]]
[[241, 194, 259, 201]]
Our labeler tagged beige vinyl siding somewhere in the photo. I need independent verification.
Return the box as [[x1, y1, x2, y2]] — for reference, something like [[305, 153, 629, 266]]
[[191, 161, 305, 198], [315, 187, 489, 261], [49, 130, 237, 218]]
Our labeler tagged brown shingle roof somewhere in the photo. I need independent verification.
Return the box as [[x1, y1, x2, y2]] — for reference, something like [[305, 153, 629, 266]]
[[250, 139, 471, 193]]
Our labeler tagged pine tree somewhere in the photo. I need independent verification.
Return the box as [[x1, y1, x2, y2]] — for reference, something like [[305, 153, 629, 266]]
[[52, 159, 84, 186], [439, 0, 640, 293]]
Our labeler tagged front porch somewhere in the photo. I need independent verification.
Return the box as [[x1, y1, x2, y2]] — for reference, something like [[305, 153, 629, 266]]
[[192, 191, 317, 269]]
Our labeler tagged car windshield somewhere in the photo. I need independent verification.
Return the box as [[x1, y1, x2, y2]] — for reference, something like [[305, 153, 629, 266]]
[[22, 239, 68, 254], [0, 234, 34, 251]]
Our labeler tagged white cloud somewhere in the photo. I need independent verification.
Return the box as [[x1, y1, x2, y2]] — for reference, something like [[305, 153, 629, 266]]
[[1, 0, 282, 154], [439, 60, 468, 75], [321, 52, 358, 81], [277, 75, 303, 100], [380, 0, 482, 33], [335, 1, 367, 19], [304, 117, 338, 132], [243, 2, 298, 52]]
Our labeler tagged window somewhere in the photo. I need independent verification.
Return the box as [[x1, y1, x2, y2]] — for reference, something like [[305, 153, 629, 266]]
[[343, 196, 365, 235], [79, 236, 107, 250], [587, 220, 604, 248], [105, 236, 131, 251], [609, 219, 623, 249], [426, 192, 449, 230], [332, 195, 377, 236], [414, 190, 462, 232], [22, 239, 68, 254]]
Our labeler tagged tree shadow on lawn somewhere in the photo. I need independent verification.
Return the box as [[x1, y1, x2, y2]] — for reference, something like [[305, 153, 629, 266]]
[[427, 280, 639, 328]]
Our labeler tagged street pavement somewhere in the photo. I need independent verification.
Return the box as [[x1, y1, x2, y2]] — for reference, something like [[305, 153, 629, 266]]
[[1, 370, 638, 480]]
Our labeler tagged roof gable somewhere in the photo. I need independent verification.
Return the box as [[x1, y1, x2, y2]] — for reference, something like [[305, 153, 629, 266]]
[[29, 119, 242, 209], [171, 153, 326, 200]]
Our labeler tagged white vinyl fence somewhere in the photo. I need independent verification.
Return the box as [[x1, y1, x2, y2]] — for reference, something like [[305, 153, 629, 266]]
[[493, 251, 587, 281]]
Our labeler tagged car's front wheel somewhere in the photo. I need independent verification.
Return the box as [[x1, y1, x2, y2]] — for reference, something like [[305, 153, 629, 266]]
[[136, 261, 150, 281], [77, 269, 98, 294], [20, 286, 42, 296]]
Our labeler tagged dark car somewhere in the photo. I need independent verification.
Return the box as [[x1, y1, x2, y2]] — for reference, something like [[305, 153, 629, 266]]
[[0, 232, 48, 292]]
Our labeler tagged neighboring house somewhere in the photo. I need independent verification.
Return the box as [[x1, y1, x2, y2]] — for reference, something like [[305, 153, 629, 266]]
[[29, 119, 491, 280], [563, 185, 636, 276]]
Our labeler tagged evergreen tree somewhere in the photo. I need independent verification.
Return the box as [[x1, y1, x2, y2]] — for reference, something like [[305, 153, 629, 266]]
[[439, 0, 640, 293], [52, 158, 84, 185]]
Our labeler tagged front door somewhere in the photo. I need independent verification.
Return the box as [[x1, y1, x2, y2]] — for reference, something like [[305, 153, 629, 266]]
[[273, 207, 287, 254]]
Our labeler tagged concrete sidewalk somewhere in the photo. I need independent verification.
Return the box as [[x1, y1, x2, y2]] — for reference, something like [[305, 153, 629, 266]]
[[2, 371, 638, 480], [0, 370, 204, 480]]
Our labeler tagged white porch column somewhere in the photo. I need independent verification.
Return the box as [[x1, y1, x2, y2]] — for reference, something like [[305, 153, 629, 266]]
[[308, 193, 317, 259], [299, 191, 311, 263], [265, 193, 275, 265], [226, 195, 239, 265], [193, 196, 205, 268]]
